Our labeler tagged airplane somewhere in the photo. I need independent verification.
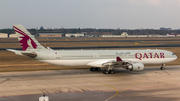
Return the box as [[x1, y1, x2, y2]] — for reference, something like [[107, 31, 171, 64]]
[[7, 25, 177, 74]]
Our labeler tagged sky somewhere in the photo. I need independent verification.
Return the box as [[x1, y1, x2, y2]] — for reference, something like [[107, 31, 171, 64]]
[[0, 0, 180, 29]]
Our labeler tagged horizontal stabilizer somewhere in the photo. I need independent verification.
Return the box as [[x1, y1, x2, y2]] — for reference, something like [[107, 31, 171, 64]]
[[7, 49, 37, 58], [6, 49, 19, 52]]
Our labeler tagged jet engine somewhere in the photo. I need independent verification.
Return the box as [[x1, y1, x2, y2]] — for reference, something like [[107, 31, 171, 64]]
[[126, 63, 144, 71]]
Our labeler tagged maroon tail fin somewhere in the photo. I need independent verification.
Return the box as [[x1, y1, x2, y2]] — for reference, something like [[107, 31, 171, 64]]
[[13, 25, 46, 51]]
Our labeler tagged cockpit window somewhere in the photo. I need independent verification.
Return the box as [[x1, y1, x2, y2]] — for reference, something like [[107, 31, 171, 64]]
[[172, 53, 175, 55]]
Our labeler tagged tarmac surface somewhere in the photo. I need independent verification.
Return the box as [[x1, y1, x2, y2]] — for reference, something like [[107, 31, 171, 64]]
[[0, 66, 180, 101]]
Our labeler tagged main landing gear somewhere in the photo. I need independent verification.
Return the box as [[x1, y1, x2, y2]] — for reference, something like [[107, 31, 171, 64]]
[[90, 67, 101, 72], [160, 64, 165, 70], [103, 65, 115, 74], [103, 70, 114, 74], [90, 66, 115, 74]]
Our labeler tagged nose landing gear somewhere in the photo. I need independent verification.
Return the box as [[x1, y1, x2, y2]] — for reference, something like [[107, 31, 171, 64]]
[[160, 64, 165, 70]]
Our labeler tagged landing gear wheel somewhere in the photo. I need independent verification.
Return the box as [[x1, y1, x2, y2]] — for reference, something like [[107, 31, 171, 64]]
[[160, 64, 165, 70], [103, 70, 106, 74], [109, 70, 114, 74], [103, 70, 114, 74], [103, 70, 109, 74], [161, 67, 165, 70], [106, 71, 109, 74], [90, 67, 95, 72], [95, 67, 101, 71]]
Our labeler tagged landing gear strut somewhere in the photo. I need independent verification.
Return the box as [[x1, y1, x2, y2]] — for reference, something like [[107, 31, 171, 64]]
[[160, 64, 165, 70]]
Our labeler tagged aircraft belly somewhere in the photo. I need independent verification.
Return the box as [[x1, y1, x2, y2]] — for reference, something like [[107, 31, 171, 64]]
[[39, 60, 94, 66]]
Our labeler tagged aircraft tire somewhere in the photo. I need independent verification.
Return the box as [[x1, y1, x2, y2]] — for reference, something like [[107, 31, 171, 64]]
[[90, 67, 95, 71], [103, 70, 109, 74], [103, 70, 106, 74], [95, 67, 101, 71], [109, 70, 114, 74], [90, 68, 93, 71], [161, 67, 165, 70]]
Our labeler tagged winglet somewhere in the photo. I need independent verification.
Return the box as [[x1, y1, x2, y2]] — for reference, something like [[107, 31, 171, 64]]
[[116, 57, 123, 61]]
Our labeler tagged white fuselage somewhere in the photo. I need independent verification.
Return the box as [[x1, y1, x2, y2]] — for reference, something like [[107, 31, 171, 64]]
[[34, 49, 177, 67], [11, 25, 178, 69]]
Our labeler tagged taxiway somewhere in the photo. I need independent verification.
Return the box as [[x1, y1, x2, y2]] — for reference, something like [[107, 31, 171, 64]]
[[0, 66, 180, 101]]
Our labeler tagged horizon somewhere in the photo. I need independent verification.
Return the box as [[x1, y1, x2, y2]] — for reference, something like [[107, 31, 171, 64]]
[[1, 0, 180, 29]]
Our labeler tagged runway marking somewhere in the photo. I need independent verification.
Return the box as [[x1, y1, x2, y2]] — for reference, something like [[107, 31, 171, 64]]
[[118, 72, 153, 94], [2, 71, 180, 98], [0, 79, 10, 84], [65, 78, 119, 101], [39, 88, 49, 94], [88, 81, 118, 101], [48, 72, 152, 101]]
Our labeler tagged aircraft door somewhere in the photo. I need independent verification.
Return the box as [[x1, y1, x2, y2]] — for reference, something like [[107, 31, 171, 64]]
[[50, 52, 56, 60]]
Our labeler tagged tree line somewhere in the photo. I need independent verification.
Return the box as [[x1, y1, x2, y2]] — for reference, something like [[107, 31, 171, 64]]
[[1, 28, 180, 36]]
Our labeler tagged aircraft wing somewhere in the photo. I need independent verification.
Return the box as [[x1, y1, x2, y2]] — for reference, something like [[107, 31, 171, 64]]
[[87, 57, 132, 68]]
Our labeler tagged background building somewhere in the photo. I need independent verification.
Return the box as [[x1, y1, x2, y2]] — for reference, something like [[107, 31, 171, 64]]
[[121, 32, 128, 37], [65, 33, 84, 37], [101, 32, 167, 37], [38, 33, 63, 37], [160, 27, 172, 30], [90, 31, 112, 37]]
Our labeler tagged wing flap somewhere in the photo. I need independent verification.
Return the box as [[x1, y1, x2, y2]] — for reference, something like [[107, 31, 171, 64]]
[[87, 57, 129, 67]]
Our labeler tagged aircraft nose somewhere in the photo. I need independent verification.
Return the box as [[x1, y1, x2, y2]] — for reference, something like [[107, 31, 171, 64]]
[[172, 54, 178, 61], [175, 55, 178, 60], [170, 52, 177, 60]]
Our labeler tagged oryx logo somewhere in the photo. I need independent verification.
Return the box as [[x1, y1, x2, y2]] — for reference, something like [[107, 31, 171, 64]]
[[138, 66, 140, 69], [13, 26, 37, 51]]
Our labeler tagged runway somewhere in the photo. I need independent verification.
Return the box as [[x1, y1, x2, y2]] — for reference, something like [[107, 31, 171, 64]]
[[0, 66, 180, 101]]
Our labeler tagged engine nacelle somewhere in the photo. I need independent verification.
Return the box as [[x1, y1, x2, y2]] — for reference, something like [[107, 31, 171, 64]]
[[127, 63, 144, 71]]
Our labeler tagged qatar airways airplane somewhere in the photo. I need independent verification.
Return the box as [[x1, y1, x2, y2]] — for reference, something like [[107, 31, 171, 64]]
[[7, 25, 177, 74]]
